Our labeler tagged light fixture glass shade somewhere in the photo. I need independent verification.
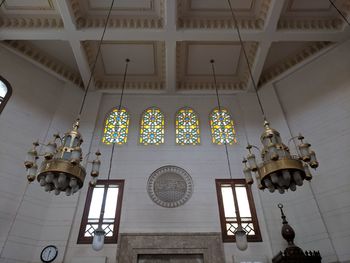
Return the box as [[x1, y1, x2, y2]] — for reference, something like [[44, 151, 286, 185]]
[[235, 225, 248, 251], [92, 226, 105, 251]]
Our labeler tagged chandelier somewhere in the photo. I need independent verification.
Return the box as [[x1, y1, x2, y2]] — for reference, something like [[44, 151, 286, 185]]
[[24, 122, 101, 195], [23, 0, 118, 195], [223, 0, 319, 193]]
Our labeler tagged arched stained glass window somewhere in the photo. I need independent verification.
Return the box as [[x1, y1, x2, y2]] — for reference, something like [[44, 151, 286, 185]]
[[0, 76, 12, 114], [140, 107, 164, 145], [175, 108, 200, 145], [210, 108, 237, 145], [102, 108, 130, 145]]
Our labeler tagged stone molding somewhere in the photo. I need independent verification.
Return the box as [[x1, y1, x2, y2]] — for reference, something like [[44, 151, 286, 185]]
[[117, 233, 225, 263], [1, 40, 83, 87], [0, 16, 63, 28], [259, 41, 333, 86]]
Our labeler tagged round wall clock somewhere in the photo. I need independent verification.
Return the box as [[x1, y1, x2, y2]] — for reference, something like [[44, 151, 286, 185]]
[[40, 245, 58, 263]]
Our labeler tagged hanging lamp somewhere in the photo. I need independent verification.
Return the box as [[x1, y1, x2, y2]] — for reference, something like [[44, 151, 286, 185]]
[[23, 0, 118, 195], [210, 60, 248, 251], [224, 0, 319, 194], [92, 58, 130, 251]]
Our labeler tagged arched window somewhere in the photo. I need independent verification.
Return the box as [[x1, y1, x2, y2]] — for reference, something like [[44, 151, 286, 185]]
[[140, 107, 165, 145], [175, 107, 200, 145], [102, 108, 130, 145], [0, 76, 12, 114], [210, 108, 237, 145]]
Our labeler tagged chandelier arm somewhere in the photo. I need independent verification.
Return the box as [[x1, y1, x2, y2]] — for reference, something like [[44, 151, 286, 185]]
[[0, 0, 5, 8], [77, 0, 116, 117], [226, 0, 266, 122], [329, 0, 350, 26]]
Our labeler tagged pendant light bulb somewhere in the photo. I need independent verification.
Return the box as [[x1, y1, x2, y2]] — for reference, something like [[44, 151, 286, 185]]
[[235, 225, 248, 251], [92, 226, 105, 251]]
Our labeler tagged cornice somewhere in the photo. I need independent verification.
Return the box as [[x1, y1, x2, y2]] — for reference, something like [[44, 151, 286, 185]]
[[0, 16, 63, 28], [277, 18, 343, 30], [1, 40, 83, 87], [259, 41, 333, 86]]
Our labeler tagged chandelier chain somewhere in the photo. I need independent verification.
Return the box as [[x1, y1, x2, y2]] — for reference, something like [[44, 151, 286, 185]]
[[107, 59, 129, 181], [210, 60, 233, 180], [78, 0, 116, 116], [329, 0, 350, 26], [226, 0, 266, 121]]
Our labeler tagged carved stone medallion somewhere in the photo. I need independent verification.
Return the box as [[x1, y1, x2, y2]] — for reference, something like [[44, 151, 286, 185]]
[[147, 166, 193, 208]]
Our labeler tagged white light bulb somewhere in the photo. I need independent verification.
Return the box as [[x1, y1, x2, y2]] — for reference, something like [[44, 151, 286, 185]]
[[92, 227, 105, 251], [235, 225, 248, 251], [271, 173, 278, 184]]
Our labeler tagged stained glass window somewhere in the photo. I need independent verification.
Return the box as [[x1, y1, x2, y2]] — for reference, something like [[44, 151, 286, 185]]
[[140, 107, 165, 145], [210, 108, 237, 145], [102, 108, 129, 145], [0, 76, 12, 114], [176, 108, 200, 145]]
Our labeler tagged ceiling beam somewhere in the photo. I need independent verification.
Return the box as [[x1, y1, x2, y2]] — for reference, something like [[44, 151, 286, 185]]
[[54, 0, 93, 89], [2, 27, 350, 42], [246, 0, 286, 91], [165, 0, 177, 93]]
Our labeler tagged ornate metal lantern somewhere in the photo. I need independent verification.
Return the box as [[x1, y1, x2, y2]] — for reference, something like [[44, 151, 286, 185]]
[[272, 204, 322, 263], [24, 119, 101, 196], [242, 121, 318, 193]]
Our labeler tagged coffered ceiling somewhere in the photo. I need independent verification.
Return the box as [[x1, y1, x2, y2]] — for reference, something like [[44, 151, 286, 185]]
[[1, 0, 350, 94]]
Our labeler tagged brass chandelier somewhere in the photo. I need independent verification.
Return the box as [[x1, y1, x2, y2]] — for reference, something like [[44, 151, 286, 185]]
[[224, 0, 319, 193], [23, 0, 117, 195]]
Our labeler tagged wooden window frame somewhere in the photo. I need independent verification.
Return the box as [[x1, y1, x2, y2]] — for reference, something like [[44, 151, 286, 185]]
[[78, 180, 124, 244], [0, 75, 12, 114], [215, 179, 262, 243]]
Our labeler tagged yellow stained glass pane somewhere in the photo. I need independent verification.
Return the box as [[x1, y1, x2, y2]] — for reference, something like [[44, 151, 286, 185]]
[[140, 108, 165, 145], [102, 108, 129, 145], [209, 108, 237, 145], [175, 108, 200, 145]]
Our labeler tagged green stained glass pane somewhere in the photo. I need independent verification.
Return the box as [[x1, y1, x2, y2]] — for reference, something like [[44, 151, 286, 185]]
[[210, 108, 237, 145], [102, 108, 129, 145], [140, 108, 164, 145], [176, 108, 200, 145]]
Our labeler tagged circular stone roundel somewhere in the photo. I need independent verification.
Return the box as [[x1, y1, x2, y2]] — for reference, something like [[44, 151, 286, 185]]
[[147, 166, 193, 208]]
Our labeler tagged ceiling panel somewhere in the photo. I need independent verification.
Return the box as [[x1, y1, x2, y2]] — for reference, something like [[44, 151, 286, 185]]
[[101, 43, 155, 75], [88, 0, 153, 10], [186, 44, 241, 76], [177, 0, 270, 29], [83, 41, 165, 91], [177, 41, 258, 91], [189, 0, 253, 11], [288, 0, 331, 11], [70, 0, 164, 29], [4, 0, 54, 10]]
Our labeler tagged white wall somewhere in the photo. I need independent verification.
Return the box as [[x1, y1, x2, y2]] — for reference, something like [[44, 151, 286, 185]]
[[274, 40, 350, 262], [63, 93, 274, 263], [0, 47, 63, 263]]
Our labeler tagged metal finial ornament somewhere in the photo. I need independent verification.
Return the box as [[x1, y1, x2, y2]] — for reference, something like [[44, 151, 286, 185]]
[[224, 0, 319, 194], [23, 0, 117, 195], [272, 204, 322, 263]]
